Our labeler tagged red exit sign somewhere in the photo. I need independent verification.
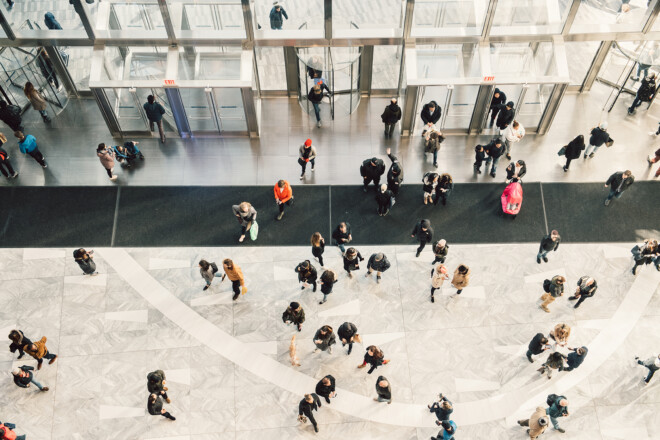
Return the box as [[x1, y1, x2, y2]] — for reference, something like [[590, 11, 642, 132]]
[[164, 79, 176, 86], [483, 76, 495, 82]]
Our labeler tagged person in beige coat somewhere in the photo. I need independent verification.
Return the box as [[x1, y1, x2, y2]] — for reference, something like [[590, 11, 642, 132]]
[[96, 143, 117, 180], [24, 82, 50, 122], [430, 264, 449, 303], [451, 264, 470, 295], [517, 406, 549, 439]]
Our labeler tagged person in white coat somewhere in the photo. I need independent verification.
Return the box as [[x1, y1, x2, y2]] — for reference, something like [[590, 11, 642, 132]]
[[502, 120, 525, 160]]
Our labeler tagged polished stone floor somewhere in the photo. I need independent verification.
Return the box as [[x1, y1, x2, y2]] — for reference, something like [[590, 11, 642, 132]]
[[0, 243, 658, 439]]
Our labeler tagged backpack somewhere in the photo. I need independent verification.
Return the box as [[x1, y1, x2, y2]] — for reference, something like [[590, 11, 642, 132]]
[[543, 279, 551, 293], [0, 425, 17, 440], [210, 262, 219, 274], [546, 393, 558, 406]]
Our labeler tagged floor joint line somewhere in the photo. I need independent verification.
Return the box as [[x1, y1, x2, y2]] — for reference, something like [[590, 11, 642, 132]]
[[110, 186, 121, 247], [539, 182, 549, 235]]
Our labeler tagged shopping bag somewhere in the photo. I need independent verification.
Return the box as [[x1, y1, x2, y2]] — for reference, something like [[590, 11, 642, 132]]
[[557, 146, 566, 156], [249, 221, 259, 241], [241, 286, 248, 295]]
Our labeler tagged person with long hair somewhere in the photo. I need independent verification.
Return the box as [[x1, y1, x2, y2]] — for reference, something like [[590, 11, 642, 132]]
[[231, 201, 257, 242], [96, 142, 116, 180], [311, 232, 325, 267], [319, 269, 337, 304], [562, 134, 585, 172], [313, 325, 336, 354], [357, 345, 390, 374], [23, 82, 50, 122]]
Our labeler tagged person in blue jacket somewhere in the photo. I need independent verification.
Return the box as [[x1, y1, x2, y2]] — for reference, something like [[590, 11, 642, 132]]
[[431, 420, 457, 440], [44, 12, 63, 30], [16, 131, 47, 168], [269, 2, 288, 30]]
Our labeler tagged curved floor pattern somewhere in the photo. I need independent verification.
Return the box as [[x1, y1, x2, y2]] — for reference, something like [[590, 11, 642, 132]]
[[100, 248, 659, 428]]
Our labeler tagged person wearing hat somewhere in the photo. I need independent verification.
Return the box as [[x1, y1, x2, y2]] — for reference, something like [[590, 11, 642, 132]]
[[411, 219, 433, 257], [385, 147, 403, 196], [12, 365, 48, 391], [282, 302, 305, 332], [502, 120, 525, 160], [299, 138, 317, 179], [0, 421, 25, 440], [584, 121, 612, 159], [517, 406, 549, 439], [269, 1, 288, 30], [431, 419, 457, 440], [360, 156, 385, 192], [635, 354, 660, 384], [505, 160, 527, 183], [365, 253, 390, 283], [431, 239, 449, 265], [495, 101, 515, 130], [381, 98, 402, 137], [295, 260, 318, 292]]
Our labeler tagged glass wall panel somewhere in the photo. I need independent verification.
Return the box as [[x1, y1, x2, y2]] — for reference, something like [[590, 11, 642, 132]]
[[255, 47, 287, 91], [444, 85, 479, 129], [570, 0, 653, 33], [416, 44, 481, 79], [103, 47, 168, 81], [105, 87, 150, 132], [2, 0, 95, 35], [372, 45, 402, 90], [413, 0, 487, 36], [180, 88, 219, 132], [178, 47, 242, 80], [489, 42, 556, 78], [174, 1, 245, 33], [110, 2, 166, 36], [251, 0, 323, 31], [565, 41, 601, 86], [333, 0, 404, 34], [214, 88, 247, 131], [491, 0, 571, 35], [516, 83, 554, 128]]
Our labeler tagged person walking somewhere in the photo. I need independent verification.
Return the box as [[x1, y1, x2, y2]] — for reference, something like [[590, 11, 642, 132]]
[[295, 260, 318, 292], [147, 393, 176, 420], [635, 354, 660, 384], [431, 420, 457, 440], [484, 138, 504, 178], [96, 143, 116, 180], [495, 101, 515, 130], [0, 100, 23, 132], [376, 184, 394, 216], [526, 333, 551, 363], [0, 421, 26, 440], [420, 101, 441, 136], [299, 138, 317, 180], [517, 406, 549, 440], [537, 230, 561, 264], [308, 82, 330, 128], [502, 120, 525, 160], [422, 172, 439, 205], [628, 72, 656, 114], [632, 239, 660, 275], [311, 232, 326, 267], [73, 248, 97, 275], [332, 222, 352, 254], [584, 122, 611, 159], [23, 82, 50, 122], [365, 253, 390, 284], [381, 98, 401, 137], [412, 219, 433, 257], [604, 170, 635, 206], [198, 259, 221, 291], [430, 264, 449, 303], [431, 239, 449, 264], [16, 131, 47, 168], [425, 131, 444, 168], [12, 365, 49, 391], [451, 264, 470, 295], [147, 370, 170, 403], [538, 351, 566, 379], [568, 276, 597, 308], [337, 321, 360, 354], [539, 275, 565, 313], [549, 323, 571, 347], [232, 201, 257, 242], [282, 302, 305, 332], [386, 147, 403, 195], [434, 173, 453, 206], [318, 269, 337, 304], [143, 95, 166, 143], [315, 375, 336, 404], [8, 329, 32, 360], [23, 336, 57, 370], [44, 12, 63, 30], [546, 395, 569, 433], [313, 325, 336, 354], [357, 345, 389, 374], [374, 376, 392, 404], [0, 137, 18, 179], [360, 157, 386, 192], [505, 160, 526, 183], [274, 179, 293, 220], [560, 346, 588, 372], [343, 247, 364, 278], [428, 393, 453, 424], [562, 135, 585, 171], [489, 88, 507, 127], [647, 146, 660, 178], [473, 144, 485, 174], [269, 1, 288, 29], [298, 393, 321, 433], [221, 258, 246, 301]]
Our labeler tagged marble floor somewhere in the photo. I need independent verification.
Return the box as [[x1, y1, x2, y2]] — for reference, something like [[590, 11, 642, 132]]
[[0, 243, 659, 440]]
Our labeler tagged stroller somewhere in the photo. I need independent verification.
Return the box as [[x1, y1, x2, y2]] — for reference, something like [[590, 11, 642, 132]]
[[112, 141, 144, 167], [501, 179, 523, 219]]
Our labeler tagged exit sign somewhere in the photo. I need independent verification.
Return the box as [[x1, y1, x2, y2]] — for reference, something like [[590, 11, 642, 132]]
[[164, 79, 176, 87], [483, 76, 495, 82]]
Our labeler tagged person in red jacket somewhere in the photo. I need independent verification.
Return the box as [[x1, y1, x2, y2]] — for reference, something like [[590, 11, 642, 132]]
[[274, 179, 293, 220]]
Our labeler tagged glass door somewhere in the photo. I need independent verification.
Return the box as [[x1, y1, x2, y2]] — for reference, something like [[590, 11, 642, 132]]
[[104, 87, 150, 133], [213, 88, 248, 132], [134, 87, 178, 134], [179, 88, 220, 135], [443, 85, 479, 129], [515, 83, 555, 131]]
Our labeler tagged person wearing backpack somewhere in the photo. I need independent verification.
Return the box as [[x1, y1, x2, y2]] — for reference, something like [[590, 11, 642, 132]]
[[539, 275, 565, 313], [16, 131, 47, 168], [381, 98, 401, 137], [0, 421, 25, 440], [198, 259, 221, 291], [0, 100, 23, 132], [221, 258, 246, 301], [143, 95, 166, 143], [0, 134, 18, 179], [546, 395, 569, 433]]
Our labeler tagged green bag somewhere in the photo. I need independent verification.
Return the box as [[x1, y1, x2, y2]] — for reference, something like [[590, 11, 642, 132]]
[[557, 146, 566, 156], [249, 221, 259, 241]]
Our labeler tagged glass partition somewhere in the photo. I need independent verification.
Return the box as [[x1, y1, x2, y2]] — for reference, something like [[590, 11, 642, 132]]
[[333, 0, 404, 35], [565, 41, 601, 86], [173, 0, 244, 32], [489, 42, 557, 78], [491, 0, 572, 35], [570, 0, 654, 34], [178, 47, 242, 80], [109, 2, 166, 36], [103, 46, 169, 81], [372, 45, 402, 90], [2, 0, 96, 36], [412, 0, 488, 36], [416, 44, 481, 79], [255, 47, 287, 91]]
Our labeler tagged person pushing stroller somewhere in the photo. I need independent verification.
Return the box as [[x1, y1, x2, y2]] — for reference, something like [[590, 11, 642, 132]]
[[112, 141, 144, 167]]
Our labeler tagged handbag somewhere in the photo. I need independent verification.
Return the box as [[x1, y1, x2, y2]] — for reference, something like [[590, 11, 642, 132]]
[[249, 221, 259, 241], [557, 146, 566, 156], [605, 138, 614, 147]]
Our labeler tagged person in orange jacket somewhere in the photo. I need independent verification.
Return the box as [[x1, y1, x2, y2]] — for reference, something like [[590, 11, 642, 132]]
[[23, 336, 57, 370], [222, 258, 246, 301], [274, 179, 294, 220]]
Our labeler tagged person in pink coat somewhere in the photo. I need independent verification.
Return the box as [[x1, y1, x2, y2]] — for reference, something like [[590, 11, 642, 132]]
[[97, 143, 117, 181]]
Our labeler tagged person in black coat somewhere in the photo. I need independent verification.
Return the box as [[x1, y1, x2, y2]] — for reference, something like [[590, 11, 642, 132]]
[[332, 222, 352, 254], [562, 135, 585, 171], [604, 170, 634, 206], [628, 73, 656, 115], [568, 276, 597, 308], [308, 82, 330, 127], [381, 98, 402, 137], [315, 375, 336, 403], [374, 376, 392, 403], [282, 302, 305, 331], [12, 365, 48, 391], [526, 333, 550, 363], [560, 346, 588, 371], [0, 100, 23, 132], [489, 88, 507, 126], [360, 157, 386, 192], [412, 219, 433, 257], [584, 122, 611, 158], [420, 101, 441, 131], [73, 248, 97, 275], [337, 321, 360, 354], [319, 269, 337, 304], [147, 370, 170, 403], [147, 394, 176, 420], [358, 345, 389, 374], [495, 101, 515, 130], [8, 329, 32, 359], [375, 184, 394, 216], [434, 173, 453, 206], [295, 260, 318, 292], [298, 393, 322, 432], [428, 394, 454, 424], [386, 147, 403, 195], [484, 138, 504, 178], [343, 247, 364, 278], [269, 2, 288, 29], [366, 253, 390, 283], [505, 160, 526, 182], [474, 144, 485, 174], [537, 230, 560, 264]]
